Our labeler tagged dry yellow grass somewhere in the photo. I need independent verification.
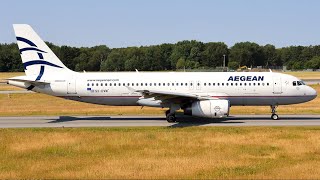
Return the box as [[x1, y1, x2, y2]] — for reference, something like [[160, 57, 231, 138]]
[[0, 127, 319, 179], [283, 71, 320, 79], [0, 72, 24, 80]]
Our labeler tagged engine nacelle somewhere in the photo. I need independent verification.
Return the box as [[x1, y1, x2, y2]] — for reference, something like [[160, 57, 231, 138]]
[[184, 100, 230, 118]]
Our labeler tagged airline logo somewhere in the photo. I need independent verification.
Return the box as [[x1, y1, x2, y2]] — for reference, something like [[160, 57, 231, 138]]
[[17, 36, 63, 81], [227, 76, 264, 81]]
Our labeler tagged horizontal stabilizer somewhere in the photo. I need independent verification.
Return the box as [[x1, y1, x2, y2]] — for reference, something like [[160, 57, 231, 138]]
[[7, 76, 50, 85]]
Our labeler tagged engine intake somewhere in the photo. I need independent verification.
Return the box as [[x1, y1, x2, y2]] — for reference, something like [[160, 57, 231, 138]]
[[184, 99, 230, 118]]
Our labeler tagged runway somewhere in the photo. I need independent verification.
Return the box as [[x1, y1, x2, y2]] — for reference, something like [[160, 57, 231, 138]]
[[1, 115, 320, 128]]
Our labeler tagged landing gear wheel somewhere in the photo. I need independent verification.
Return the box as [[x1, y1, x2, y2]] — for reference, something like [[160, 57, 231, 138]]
[[271, 114, 279, 120], [165, 110, 170, 117], [166, 113, 176, 123]]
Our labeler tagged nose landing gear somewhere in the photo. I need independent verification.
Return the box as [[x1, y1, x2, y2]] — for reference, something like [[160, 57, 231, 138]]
[[271, 105, 279, 120]]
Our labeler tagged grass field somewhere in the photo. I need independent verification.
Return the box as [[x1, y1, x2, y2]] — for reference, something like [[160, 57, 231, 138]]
[[0, 127, 319, 179]]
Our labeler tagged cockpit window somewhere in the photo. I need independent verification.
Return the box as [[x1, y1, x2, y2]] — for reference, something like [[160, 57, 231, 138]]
[[293, 81, 297, 86], [293, 81, 305, 86]]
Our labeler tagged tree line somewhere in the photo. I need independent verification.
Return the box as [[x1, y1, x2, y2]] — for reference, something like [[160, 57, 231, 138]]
[[1, 40, 320, 72]]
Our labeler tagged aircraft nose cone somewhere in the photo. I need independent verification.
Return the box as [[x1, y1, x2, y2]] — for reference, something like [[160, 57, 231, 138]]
[[307, 86, 317, 100]]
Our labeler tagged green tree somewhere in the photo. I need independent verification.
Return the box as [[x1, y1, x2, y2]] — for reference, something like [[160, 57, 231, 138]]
[[263, 44, 280, 66], [305, 56, 320, 69], [229, 42, 265, 67], [228, 61, 239, 70], [201, 42, 228, 68]]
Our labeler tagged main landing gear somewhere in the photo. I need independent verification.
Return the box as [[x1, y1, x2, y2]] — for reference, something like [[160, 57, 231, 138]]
[[271, 105, 279, 120], [166, 110, 176, 123], [165, 104, 180, 123]]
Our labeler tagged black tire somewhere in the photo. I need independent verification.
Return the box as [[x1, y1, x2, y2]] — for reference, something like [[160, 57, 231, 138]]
[[271, 114, 279, 120], [165, 110, 170, 116], [166, 113, 176, 123]]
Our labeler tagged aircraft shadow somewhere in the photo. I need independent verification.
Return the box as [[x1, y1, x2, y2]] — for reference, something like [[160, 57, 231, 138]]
[[48, 114, 243, 128], [47, 115, 320, 128], [48, 116, 166, 123]]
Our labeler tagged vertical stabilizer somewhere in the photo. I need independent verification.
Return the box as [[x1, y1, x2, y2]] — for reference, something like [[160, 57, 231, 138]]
[[13, 24, 73, 79]]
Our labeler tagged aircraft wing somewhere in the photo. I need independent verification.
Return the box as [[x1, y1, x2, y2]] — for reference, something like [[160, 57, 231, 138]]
[[136, 89, 224, 105]]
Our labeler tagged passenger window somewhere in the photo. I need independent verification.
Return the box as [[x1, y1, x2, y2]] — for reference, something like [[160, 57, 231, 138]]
[[114, 83, 116, 86], [150, 83, 152, 86], [267, 83, 269, 86], [123, 83, 125, 86], [92, 83, 94, 86], [101, 83, 103, 86], [226, 83, 228, 86], [222, 83, 224, 86], [181, 83, 183, 86], [154, 83, 157, 86], [118, 83, 121, 86], [159, 83, 161, 86], [231, 83, 233, 86], [185, 83, 187, 86], [204, 83, 206, 86], [136, 83, 138, 86], [96, 83, 99, 86], [145, 83, 148, 86], [105, 83, 108, 86], [213, 83, 215, 86], [109, 83, 112, 86], [244, 83, 246, 86], [87, 83, 90, 86], [217, 83, 220, 86]]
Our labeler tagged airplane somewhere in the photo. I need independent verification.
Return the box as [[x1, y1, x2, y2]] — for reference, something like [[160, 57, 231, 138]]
[[7, 24, 317, 122]]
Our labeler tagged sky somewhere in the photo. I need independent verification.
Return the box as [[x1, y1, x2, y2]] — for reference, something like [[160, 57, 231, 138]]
[[1, 0, 320, 48]]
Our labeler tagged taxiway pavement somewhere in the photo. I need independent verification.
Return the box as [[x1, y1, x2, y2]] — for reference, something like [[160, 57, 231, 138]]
[[0, 115, 320, 128]]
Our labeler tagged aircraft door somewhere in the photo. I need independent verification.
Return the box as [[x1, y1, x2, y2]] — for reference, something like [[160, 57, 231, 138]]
[[273, 76, 282, 94], [67, 79, 77, 94]]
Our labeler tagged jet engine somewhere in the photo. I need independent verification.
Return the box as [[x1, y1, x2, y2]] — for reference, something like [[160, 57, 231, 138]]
[[184, 99, 230, 118]]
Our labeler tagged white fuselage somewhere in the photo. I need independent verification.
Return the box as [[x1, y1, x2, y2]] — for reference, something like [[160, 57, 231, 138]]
[[30, 71, 317, 107]]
